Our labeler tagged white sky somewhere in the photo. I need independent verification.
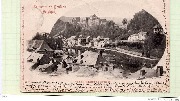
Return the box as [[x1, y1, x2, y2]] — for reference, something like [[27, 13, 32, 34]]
[[22, 0, 167, 40], [63, 1, 141, 18]]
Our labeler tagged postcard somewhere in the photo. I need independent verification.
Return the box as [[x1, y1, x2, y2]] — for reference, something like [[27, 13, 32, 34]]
[[21, 0, 170, 93]]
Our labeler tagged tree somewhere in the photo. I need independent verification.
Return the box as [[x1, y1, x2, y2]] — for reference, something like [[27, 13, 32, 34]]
[[127, 9, 159, 34], [122, 18, 127, 25], [32, 32, 44, 40], [106, 20, 115, 28], [50, 17, 127, 41]]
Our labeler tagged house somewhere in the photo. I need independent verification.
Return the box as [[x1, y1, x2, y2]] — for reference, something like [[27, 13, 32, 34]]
[[103, 38, 110, 44], [62, 55, 73, 64], [93, 37, 110, 48], [153, 24, 163, 34], [86, 36, 92, 43], [101, 62, 114, 72], [54, 50, 63, 57], [67, 48, 76, 56], [75, 51, 107, 67], [67, 36, 77, 47], [128, 31, 147, 42], [92, 36, 101, 47], [35, 40, 53, 53], [88, 40, 94, 47], [77, 35, 91, 46], [74, 51, 115, 72], [77, 38, 86, 46], [97, 41, 106, 48], [27, 52, 44, 63], [27, 52, 52, 65], [28, 40, 53, 53]]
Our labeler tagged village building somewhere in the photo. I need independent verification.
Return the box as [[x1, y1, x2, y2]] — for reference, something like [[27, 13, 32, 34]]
[[101, 62, 114, 72], [88, 40, 94, 47], [74, 51, 112, 71], [34, 40, 53, 53], [28, 52, 52, 64], [153, 24, 163, 34], [103, 38, 110, 44], [27, 40, 53, 53], [92, 36, 110, 48], [77, 35, 92, 46], [62, 55, 73, 64], [86, 36, 92, 43], [54, 50, 63, 57], [77, 36, 86, 46], [27, 52, 44, 63], [128, 31, 147, 42], [97, 41, 106, 48], [67, 36, 78, 47]]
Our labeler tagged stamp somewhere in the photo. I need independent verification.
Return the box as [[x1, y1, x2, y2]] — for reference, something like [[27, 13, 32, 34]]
[[21, 0, 170, 93]]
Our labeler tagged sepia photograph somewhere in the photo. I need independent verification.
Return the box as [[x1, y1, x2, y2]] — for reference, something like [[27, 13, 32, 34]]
[[21, 0, 170, 93]]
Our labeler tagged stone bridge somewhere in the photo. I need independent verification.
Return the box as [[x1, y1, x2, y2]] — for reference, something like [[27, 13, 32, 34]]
[[64, 45, 159, 66]]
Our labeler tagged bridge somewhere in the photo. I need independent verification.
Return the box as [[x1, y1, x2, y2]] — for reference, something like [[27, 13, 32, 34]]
[[64, 45, 160, 65]]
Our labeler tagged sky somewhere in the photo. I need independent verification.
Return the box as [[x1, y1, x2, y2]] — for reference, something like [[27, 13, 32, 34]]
[[63, 1, 141, 18], [22, 0, 166, 40]]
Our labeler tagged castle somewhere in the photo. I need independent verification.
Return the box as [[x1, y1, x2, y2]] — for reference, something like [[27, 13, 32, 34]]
[[60, 14, 108, 28]]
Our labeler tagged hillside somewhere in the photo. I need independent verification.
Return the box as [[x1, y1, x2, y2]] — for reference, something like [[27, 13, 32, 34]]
[[50, 17, 127, 39], [49, 10, 164, 42], [49, 19, 67, 37]]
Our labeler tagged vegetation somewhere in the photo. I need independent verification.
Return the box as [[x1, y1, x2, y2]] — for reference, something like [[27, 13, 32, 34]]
[[32, 32, 63, 50], [127, 9, 159, 34], [50, 19, 82, 38], [32, 9, 166, 58], [122, 18, 128, 25], [128, 10, 166, 57], [50, 19, 127, 41], [32, 32, 44, 40]]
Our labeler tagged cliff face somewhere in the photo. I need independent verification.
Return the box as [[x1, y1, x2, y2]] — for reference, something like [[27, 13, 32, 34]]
[[50, 18, 67, 37], [50, 15, 106, 38], [50, 17, 82, 38], [50, 16, 125, 40], [50, 10, 163, 42]]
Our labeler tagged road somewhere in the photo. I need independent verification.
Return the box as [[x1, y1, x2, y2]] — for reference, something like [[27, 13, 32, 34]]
[[72, 45, 159, 62]]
